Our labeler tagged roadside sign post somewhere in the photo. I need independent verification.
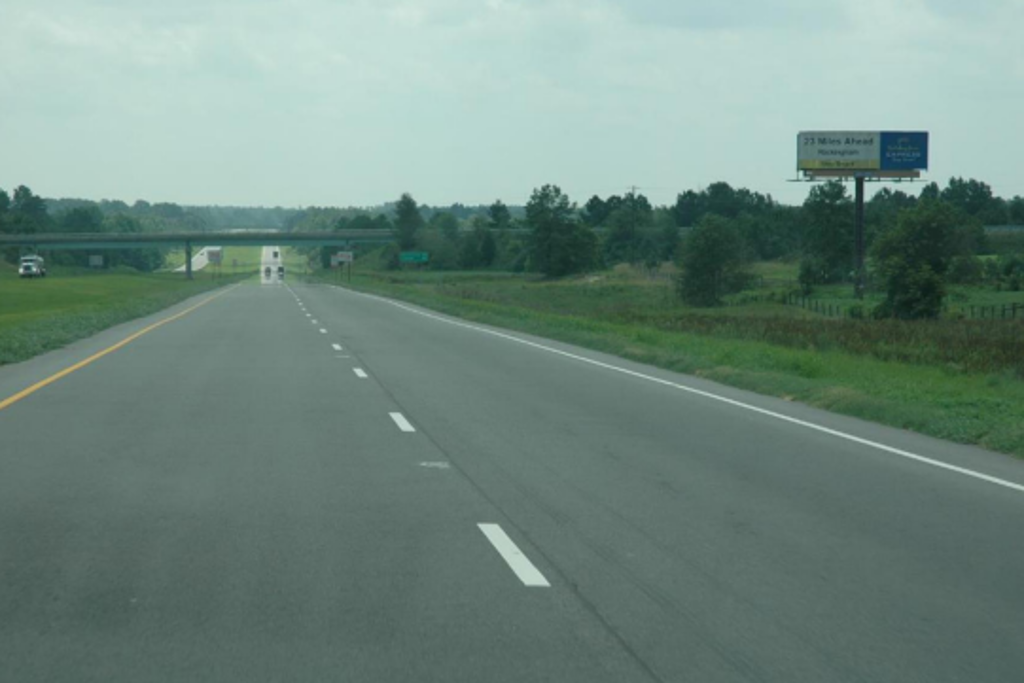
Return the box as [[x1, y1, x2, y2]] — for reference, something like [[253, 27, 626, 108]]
[[795, 131, 929, 299], [334, 251, 355, 284], [399, 252, 430, 268]]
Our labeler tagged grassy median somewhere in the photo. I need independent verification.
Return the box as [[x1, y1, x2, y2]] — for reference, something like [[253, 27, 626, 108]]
[[313, 263, 1024, 458], [0, 264, 251, 365]]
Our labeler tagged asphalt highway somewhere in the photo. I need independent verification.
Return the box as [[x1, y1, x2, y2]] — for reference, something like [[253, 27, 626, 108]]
[[173, 247, 213, 274], [1, 277, 1022, 682]]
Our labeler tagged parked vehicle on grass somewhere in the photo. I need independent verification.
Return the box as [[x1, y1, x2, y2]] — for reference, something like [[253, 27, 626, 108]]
[[19, 255, 46, 278]]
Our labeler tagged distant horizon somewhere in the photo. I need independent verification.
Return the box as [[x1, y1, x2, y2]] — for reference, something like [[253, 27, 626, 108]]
[[26, 177, 1015, 215]]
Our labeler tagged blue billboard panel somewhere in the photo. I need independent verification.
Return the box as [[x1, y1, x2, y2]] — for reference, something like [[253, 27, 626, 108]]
[[880, 132, 928, 171]]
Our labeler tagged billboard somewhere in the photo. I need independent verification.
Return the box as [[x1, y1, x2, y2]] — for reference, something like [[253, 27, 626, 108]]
[[798, 131, 928, 175], [879, 132, 929, 171]]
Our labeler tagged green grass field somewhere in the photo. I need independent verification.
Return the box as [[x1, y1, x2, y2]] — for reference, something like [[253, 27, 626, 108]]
[[306, 257, 1024, 458], [0, 262, 250, 365]]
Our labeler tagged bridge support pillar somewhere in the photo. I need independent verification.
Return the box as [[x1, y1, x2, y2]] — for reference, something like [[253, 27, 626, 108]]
[[185, 240, 193, 280]]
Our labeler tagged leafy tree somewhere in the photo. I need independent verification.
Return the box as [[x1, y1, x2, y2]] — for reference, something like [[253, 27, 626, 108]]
[[735, 206, 802, 260], [393, 193, 424, 250], [526, 184, 596, 277], [487, 200, 511, 230], [671, 183, 774, 228], [866, 188, 916, 235], [151, 202, 186, 220], [59, 206, 104, 233], [947, 255, 984, 284], [1009, 196, 1024, 225], [941, 177, 997, 218], [704, 182, 742, 218], [106, 214, 164, 271], [479, 229, 497, 267], [100, 199, 130, 213], [603, 192, 653, 264], [652, 209, 680, 262], [413, 229, 458, 270], [340, 214, 378, 231], [429, 211, 460, 242], [919, 182, 940, 201], [979, 198, 1010, 226], [671, 190, 701, 227], [581, 195, 610, 227], [872, 200, 972, 319], [459, 226, 484, 269], [801, 180, 853, 284], [0, 188, 10, 233], [677, 214, 752, 306], [8, 185, 50, 234]]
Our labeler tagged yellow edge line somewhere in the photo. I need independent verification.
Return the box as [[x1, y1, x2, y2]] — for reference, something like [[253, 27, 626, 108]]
[[0, 284, 241, 413]]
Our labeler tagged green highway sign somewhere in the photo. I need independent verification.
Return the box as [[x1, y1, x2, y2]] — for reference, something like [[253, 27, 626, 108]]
[[399, 251, 430, 264]]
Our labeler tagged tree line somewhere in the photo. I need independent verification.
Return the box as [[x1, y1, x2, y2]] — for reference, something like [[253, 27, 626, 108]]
[[357, 178, 1021, 319], [1, 186, 168, 270], [4, 177, 1022, 317]]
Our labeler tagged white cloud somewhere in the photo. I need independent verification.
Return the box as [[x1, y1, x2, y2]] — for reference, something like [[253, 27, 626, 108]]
[[0, 0, 1021, 206]]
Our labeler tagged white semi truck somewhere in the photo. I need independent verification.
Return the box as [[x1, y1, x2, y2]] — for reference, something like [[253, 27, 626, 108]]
[[18, 255, 47, 278]]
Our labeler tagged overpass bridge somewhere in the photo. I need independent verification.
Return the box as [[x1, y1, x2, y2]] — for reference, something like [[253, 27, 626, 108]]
[[0, 230, 393, 278]]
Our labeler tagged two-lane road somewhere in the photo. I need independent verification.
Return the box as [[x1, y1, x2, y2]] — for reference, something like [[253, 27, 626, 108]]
[[1, 280, 1022, 682]]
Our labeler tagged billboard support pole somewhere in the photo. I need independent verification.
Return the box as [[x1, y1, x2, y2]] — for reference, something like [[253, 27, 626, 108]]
[[854, 177, 865, 300]]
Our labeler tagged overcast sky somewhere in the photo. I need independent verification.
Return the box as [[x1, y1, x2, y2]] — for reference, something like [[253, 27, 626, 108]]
[[2, 0, 1021, 208]]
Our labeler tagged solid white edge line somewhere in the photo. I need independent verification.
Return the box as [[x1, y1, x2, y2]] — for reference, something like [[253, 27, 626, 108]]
[[341, 287, 1024, 496], [389, 412, 415, 432], [353, 368, 368, 379], [332, 343, 343, 351], [478, 524, 550, 588]]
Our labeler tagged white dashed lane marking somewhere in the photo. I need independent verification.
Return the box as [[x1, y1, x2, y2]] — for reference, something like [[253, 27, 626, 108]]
[[389, 412, 416, 432], [478, 524, 551, 588]]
